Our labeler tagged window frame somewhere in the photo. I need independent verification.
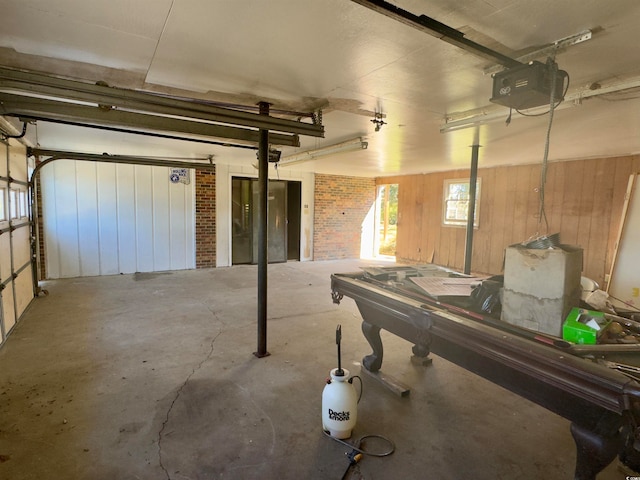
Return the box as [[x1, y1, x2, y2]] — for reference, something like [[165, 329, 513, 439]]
[[0, 187, 6, 222], [9, 188, 18, 220], [19, 189, 27, 218], [442, 178, 481, 228]]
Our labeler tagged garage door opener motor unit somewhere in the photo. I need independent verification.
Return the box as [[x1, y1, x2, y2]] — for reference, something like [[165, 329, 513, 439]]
[[490, 60, 566, 110]]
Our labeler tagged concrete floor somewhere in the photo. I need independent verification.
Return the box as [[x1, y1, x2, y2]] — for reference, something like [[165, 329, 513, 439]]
[[0, 260, 629, 479]]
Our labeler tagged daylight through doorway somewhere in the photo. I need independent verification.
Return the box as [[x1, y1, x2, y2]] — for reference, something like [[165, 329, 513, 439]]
[[376, 184, 398, 258]]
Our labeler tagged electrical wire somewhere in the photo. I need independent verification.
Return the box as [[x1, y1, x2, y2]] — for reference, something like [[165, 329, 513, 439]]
[[537, 56, 561, 233], [1, 121, 27, 139]]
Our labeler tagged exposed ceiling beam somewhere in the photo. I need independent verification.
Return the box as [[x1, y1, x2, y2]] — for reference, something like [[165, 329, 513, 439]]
[[0, 66, 324, 138], [350, 0, 521, 68], [0, 93, 301, 147]]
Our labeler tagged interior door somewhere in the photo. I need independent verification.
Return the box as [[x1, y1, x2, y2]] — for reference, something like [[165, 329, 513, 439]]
[[231, 178, 253, 264], [253, 180, 287, 263], [231, 178, 288, 264]]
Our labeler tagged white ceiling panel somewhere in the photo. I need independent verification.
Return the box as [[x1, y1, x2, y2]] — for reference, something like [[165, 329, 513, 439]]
[[0, 0, 172, 71], [1, 0, 640, 177], [146, 0, 435, 101]]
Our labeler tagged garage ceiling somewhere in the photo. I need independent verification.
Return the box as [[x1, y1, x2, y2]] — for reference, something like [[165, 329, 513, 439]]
[[1, 0, 640, 177]]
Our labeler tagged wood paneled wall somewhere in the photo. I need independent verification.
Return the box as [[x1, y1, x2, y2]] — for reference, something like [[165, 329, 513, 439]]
[[379, 155, 640, 287]]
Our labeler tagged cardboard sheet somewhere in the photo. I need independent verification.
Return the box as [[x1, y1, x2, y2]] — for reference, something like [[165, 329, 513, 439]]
[[410, 276, 481, 297]]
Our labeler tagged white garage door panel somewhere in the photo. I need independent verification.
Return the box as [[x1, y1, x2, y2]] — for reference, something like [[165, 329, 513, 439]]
[[76, 162, 100, 277], [13, 225, 31, 268], [0, 230, 12, 284], [2, 283, 15, 333], [116, 164, 136, 274], [9, 143, 27, 182], [51, 160, 81, 278], [0, 140, 36, 346], [135, 167, 154, 272], [42, 160, 195, 279], [97, 162, 119, 276], [170, 176, 191, 270], [15, 267, 33, 319], [152, 168, 171, 272]]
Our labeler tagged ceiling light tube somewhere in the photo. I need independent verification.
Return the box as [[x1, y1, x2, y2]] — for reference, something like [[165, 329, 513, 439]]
[[439, 110, 509, 133], [279, 137, 368, 166]]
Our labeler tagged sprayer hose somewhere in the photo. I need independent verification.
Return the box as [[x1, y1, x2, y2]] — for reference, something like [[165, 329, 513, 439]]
[[323, 430, 395, 457]]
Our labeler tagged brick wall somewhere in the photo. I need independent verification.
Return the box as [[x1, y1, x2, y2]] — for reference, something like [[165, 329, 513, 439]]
[[313, 174, 376, 260], [195, 168, 216, 268]]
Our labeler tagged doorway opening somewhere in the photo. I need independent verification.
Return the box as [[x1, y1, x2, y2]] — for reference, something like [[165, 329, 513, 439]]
[[376, 183, 398, 258], [231, 177, 301, 264]]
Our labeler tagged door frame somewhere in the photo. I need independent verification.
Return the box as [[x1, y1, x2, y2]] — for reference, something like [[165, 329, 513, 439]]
[[216, 163, 314, 267]]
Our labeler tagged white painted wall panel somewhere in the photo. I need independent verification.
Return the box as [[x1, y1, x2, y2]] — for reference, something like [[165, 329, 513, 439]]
[[42, 161, 195, 279]]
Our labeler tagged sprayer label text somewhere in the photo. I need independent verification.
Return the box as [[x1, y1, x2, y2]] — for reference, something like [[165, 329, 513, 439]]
[[328, 409, 350, 422]]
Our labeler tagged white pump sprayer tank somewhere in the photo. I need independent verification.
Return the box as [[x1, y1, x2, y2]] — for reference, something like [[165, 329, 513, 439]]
[[322, 325, 358, 439], [322, 367, 358, 439]]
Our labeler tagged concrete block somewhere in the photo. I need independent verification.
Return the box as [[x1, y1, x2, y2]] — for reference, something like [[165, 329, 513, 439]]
[[501, 244, 583, 336]]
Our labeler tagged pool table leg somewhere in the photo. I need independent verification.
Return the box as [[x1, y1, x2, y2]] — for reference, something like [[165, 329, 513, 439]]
[[570, 422, 622, 480], [361, 321, 383, 373]]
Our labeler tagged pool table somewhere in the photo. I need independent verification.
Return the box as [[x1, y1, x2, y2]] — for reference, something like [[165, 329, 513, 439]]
[[331, 266, 640, 480]]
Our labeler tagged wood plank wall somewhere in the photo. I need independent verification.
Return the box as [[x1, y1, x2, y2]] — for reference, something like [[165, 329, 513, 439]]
[[378, 154, 640, 287]]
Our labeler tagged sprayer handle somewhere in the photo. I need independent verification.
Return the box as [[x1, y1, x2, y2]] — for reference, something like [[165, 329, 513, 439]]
[[336, 325, 342, 345]]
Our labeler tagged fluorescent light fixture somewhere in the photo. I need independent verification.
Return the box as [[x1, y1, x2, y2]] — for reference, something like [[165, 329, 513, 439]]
[[279, 137, 368, 166], [440, 110, 508, 133]]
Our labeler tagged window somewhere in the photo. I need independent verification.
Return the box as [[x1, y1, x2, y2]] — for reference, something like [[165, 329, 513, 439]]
[[19, 190, 27, 218], [0, 187, 6, 221], [443, 178, 481, 227], [9, 189, 17, 219]]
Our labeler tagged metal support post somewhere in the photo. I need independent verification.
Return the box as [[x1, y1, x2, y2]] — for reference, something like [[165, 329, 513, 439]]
[[255, 102, 270, 358], [464, 143, 480, 275]]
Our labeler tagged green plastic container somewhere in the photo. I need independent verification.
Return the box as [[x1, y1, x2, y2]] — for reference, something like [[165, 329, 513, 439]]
[[562, 307, 607, 345]]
